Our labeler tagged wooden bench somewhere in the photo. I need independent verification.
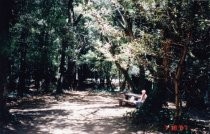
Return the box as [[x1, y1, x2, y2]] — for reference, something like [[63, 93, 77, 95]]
[[118, 92, 141, 106]]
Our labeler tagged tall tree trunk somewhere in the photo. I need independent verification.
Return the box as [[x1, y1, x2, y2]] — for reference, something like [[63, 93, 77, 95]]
[[0, 56, 9, 124], [17, 24, 29, 96], [106, 75, 112, 90], [173, 44, 188, 117], [161, 39, 172, 102], [0, 0, 11, 125], [34, 68, 41, 91], [56, 40, 66, 93], [18, 42, 27, 97], [64, 0, 82, 90], [38, 28, 50, 92], [207, 33, 210, 104], [206, 3, 210, 105], [43, 34, 50, 93], [138, 66, 146, 92], [65, 58, 76, 90], [163, 39, 171, 87]]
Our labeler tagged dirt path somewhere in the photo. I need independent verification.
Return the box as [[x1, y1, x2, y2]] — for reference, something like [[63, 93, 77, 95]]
[[3, 91, 159, 134]]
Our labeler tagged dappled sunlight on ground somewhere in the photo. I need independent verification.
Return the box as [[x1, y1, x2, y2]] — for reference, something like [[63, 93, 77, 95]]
[[3, 91, 160, 134]]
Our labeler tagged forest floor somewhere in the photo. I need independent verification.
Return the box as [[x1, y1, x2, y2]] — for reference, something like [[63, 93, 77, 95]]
[[2, 90, 161, 134]]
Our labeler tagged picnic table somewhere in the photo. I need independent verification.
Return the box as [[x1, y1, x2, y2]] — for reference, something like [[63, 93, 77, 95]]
[[118, 92, 141, 106]]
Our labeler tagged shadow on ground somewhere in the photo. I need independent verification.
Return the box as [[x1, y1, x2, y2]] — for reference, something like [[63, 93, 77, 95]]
[[2, 91, 154, 134]]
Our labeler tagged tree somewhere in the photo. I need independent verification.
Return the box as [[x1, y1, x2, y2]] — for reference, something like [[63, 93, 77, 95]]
[[56, 0, 84, 93], [0, 0, 12, 124], [162, 0, 210, 117], [80, 0, 159, 92]]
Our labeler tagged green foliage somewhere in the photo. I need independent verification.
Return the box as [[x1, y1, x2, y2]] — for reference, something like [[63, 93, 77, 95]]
[[2, 0, 209, 126], [158, 109, 190, 125]]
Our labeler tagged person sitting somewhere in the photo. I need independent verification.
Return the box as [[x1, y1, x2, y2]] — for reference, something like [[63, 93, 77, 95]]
[[134, 89, 147, 108], [118, 89, 147, 107]]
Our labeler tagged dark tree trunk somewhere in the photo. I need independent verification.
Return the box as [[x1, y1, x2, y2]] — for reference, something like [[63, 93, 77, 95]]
[[0, 0, 11, 125], [120, 79, 126, 91], [68, 0, 74, 25], [104, 62, 113, 90], [106, 74, 112, 90], [115, 62, 136, 91], [65, 58, 76, 90], [173, 44, 188, 117], [17, 23, 30, 96], [42, 60, 50, 93], [163, 39, 171, 88], [42, 32, 50, 93], [18, 42, 27, 97], [39, 0, 52, 93], [38, 28, 50, 93], [0, 56, 10, 124], [56, 40, 66, 93], [139, 66, 146, 91], [34, 68, 41, 91], [159, 39, 172, 103], [208, 36, 210, 103]]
